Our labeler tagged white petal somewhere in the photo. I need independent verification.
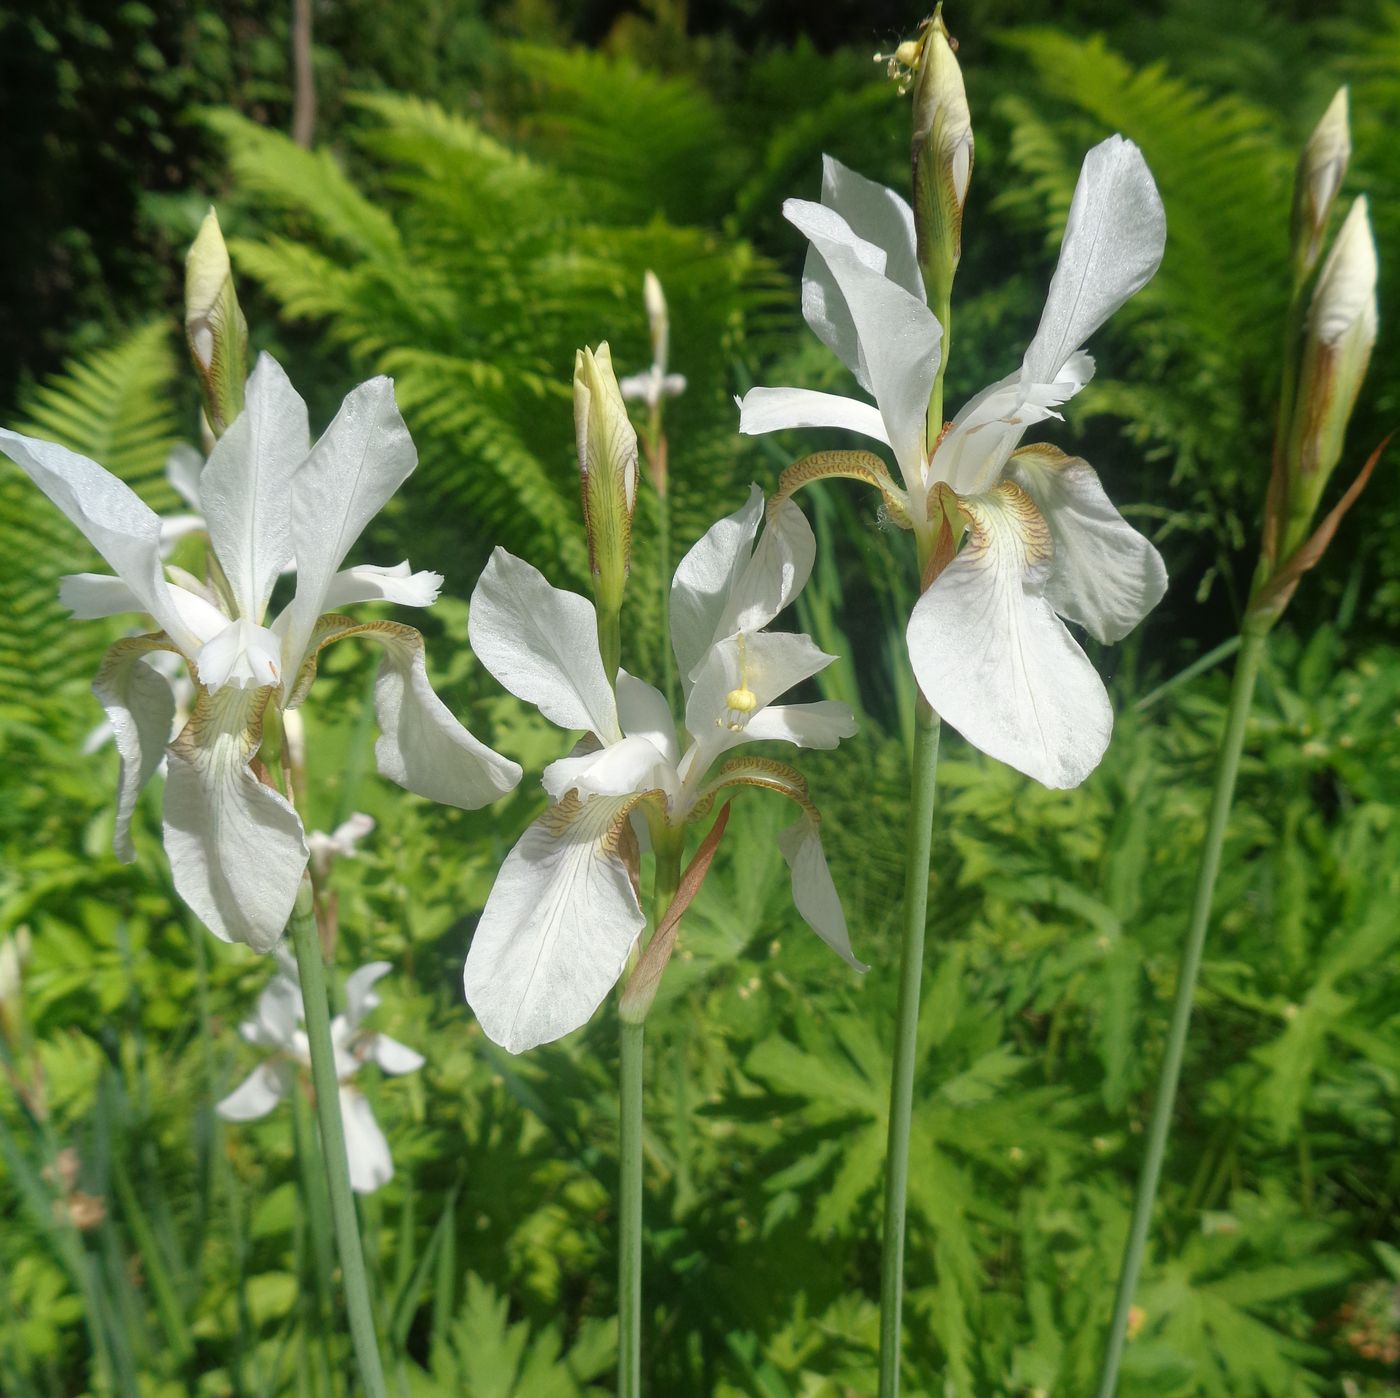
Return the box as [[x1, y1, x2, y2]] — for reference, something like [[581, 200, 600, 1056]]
[[931, 352, 1096, 497], [1022, 136, 1166, 385], [370, 1034, 425, 1075], [669, 491, 815, 693], [278, 376, 417, 688], [344, 961, 392, 1029], [328, 812, 375, 855], [785, 199, 942, 490], [906, 484, 1113, 789], [243, 974, 302, 1049], [741, 700, 857, 750], [669, 487, 764, 684], [322, 561, 442, 610], [468, 548, 619, 740], [199, 354, 310, 622], [368, 622, 521, 808], [0, 429, 202, 652], [729, 498, 816, 638], [216, 1062, 288, 1121], [819, 155, 922, 300], [542, 735, 675, 803], [1008, 446, 1167, 643], [617, 670, 679, 767], [163, 685, 309, 951], [157, 514, 206, 558], [194, 617, 284, 691], [683, 630, 837, 775], [736, 387, 890, 449], [777, 816, 866, 971], [339, 1087, 394, 1193], [463, 795, 645, 1054], [286, 616, 521, 810], [788, 198, 888, 393], [61, 573, 145, 620], [92, 637, 179, 862], [166, 443, 205, 511]]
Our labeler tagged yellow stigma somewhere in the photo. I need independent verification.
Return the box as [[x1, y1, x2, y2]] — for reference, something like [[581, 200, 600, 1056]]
[[719, 634, 759, 731]]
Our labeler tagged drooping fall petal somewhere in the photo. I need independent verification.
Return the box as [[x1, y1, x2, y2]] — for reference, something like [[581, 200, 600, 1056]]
[[162, 684, 309, 951], [464, 794, 646, 1054], [907, 483, 1113, 789], [92, 635, 180, 862], [1008, 444, 1167, 644]]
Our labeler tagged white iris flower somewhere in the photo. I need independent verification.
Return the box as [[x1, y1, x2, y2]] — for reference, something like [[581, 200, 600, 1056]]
[[738, 138, 1169, 788], [463, 488, 863, 1054], [0, 354, 521, 950], [217, 960, 423, 1194]]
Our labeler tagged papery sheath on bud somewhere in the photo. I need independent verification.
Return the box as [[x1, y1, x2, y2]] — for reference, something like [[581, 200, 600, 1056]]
[[1290, 87, 1350, 279], [185, 208, 249, 437], [909, 5, 973, 316], [1286, 196, 1378, 546], [574, 342, 638, 620]]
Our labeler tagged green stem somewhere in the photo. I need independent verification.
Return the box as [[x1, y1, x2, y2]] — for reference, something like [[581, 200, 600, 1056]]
[[877, 699, 942, 1398], [619, 842, 682, 1398], [288, 895, 389, 1398], [1133, 636, 1243, 713], [598, 606, 622, 688], [657, 479, 676, 712], [291, 1084, 339, 1393], [1094, 627, 1266, 1398]]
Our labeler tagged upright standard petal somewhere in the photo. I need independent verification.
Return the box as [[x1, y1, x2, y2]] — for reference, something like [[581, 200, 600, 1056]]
[[163, 685, 309, 951], [669, 490, 815, 690], [339, 1088, 394, 1193], [344, 962, 393, 1029], [198, 354, 310, 622], [1021, 136, 1166, 385], [670, 487, 764, 683], [464, 794, 646, 1054], [216, 1063, 289, 1121], [286, 615, 521, 810], [785, 199, 942, 490], [1007, 445, 1166, 643], [0, 429, 203, 653], [469, 548, 620, 740], [682, 629, 838, 775], [92, 635, 180, 862], [818, 155, 923, 300], [278, 377, 417, 686], [907, 483, 1113, 789]]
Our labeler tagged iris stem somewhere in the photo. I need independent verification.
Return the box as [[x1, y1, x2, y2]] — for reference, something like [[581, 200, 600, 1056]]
[[1094, 626, 1266, 1397], [619, 841, 682, 1398], [877, 697, 942, 1398], [288, 891, 389, 1398]]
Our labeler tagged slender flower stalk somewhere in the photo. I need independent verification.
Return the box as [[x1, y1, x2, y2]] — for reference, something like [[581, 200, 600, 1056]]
[[1096, 89, 1383, 1395], [738, 13, 1168, 1390], [877, 698, 941, 1395], [1095, 626, 1265, 1397], [287, 894, 389, 1398]]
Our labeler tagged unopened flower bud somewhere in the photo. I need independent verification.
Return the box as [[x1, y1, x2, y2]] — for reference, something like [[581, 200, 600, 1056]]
[[1291, 88, 1350, 279], [909, 6, 973, 316], [185, 208, 248, 436], [574, 342, 638, 620], [1287, 196, 1377, 543]]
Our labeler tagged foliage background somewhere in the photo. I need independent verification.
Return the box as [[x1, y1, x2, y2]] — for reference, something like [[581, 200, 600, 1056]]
[[0, 0, 1397, 1393]]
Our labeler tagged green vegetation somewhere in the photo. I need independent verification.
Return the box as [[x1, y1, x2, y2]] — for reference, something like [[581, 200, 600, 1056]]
[[1, 2, 1397, 1393]]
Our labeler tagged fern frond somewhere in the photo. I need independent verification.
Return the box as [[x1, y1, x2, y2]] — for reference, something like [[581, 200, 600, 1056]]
[[0, 322, 180, 705]]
